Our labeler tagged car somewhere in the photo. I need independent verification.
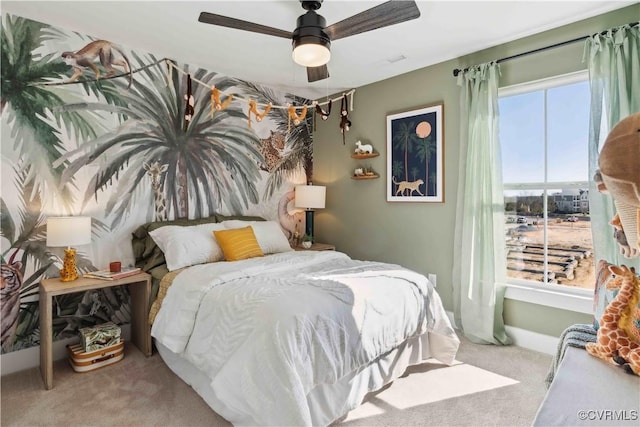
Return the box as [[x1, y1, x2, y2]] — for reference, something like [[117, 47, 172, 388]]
[[567, 216, 578, 222], [517, 217, 527, 224]]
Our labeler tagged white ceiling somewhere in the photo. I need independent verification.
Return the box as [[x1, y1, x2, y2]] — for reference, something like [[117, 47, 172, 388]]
[[2, 1, 636, 99]]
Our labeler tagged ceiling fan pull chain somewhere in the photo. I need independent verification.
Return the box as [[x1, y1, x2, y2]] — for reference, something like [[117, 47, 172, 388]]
[[211, 86, 234, 119], [184, 74, 195, 132], [248, 100, 272, 129], [339, 94, 351, 145]]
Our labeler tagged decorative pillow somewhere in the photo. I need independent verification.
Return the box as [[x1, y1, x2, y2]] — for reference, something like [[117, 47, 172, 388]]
[[149, 223, 226, 271], [213, 226, 264, 261], [131, 215, 219, 272], [222, 220, 293, 254]]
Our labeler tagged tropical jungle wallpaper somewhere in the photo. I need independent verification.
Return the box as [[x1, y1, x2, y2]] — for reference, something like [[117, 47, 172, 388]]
[[0, 14, 313, 354]]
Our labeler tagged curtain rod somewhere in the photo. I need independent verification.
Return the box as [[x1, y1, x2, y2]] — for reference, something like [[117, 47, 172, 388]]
[[452, 21, 638, 77]]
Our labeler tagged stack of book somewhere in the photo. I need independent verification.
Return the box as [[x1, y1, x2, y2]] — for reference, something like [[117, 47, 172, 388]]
[[84, 267, 141, 281]]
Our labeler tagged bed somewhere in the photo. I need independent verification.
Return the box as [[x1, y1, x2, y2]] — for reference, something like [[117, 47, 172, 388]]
[[132, 216, 460, 426]]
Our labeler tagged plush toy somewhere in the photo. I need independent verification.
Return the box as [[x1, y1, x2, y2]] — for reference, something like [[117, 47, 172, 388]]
[[595, 112, 640, 258], [339, 94, 351, 145], [354, 141, 373, 154], [586, 264, 640, 375]]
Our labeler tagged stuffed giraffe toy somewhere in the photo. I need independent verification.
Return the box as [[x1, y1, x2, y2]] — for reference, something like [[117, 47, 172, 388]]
[[586, 264, 640, 375]]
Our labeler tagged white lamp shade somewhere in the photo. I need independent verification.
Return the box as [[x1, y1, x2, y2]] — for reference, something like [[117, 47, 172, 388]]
[[46, 216, 92, 247], [292, 44, 331, 67], [295, 185, 326, 209]]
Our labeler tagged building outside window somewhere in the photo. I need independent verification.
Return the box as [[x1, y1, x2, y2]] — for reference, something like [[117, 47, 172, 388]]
[[499, 71, 594, 293]]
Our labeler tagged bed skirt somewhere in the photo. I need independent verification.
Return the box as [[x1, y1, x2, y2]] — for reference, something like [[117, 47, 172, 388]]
[[156, 330, 458, 426]]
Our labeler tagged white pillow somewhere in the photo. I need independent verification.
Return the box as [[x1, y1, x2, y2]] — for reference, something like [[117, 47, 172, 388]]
[[221, 220, 293, 254], [149, 223, 227, 271]]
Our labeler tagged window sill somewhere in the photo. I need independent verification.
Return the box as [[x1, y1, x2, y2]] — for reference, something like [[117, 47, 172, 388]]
[[504, 282, 593, 314]]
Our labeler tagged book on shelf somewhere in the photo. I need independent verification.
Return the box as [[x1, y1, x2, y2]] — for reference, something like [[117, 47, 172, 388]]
[[84, 267, 141, 281]]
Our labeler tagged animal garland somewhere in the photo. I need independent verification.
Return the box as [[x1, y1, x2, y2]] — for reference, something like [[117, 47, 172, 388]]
[[248, 100, 272, 129], [313, 100, 332, 131], [184, 74, 195, 131], [339, 94, 352, 144], [210, 87, 233, 118], [288, 104, 308, 133]]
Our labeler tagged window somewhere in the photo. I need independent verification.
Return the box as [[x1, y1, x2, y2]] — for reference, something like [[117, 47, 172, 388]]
[[499, 71, 594, 297]]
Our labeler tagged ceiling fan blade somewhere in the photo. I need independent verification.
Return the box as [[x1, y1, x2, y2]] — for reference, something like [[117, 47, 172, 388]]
[[198, 12, 292, 39], [307, 65, 329, 83], [325, 1, 420, 41]]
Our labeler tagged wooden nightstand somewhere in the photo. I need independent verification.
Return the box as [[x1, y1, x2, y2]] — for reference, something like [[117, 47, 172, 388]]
[[295, 243, 336, 251], [39, 272, 152, 390]]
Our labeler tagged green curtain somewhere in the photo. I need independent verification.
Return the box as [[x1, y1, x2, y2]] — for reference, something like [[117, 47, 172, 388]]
[[452, 62, 511, 345], [585, 23, 640, 269]]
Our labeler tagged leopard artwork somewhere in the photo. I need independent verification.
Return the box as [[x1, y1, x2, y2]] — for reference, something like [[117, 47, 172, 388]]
[[1, 260, 24, 351], [259, 130, 286, 173], [392, 176, 425, 196], [60, 248, 79, 282]]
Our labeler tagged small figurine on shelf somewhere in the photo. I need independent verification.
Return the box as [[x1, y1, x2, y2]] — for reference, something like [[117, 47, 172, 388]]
[[364, 165, 375, 176], [354, 141, 373, 155], [354, 167, 364, 176]]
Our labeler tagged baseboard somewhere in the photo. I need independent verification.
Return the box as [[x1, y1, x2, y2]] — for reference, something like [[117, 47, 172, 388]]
[[504, 325, 557, 355], [1, 324, 131, 376], [446, 311, 557, 355]]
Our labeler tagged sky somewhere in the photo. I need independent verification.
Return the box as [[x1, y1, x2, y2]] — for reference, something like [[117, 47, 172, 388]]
[[499, 80, 590, 185]]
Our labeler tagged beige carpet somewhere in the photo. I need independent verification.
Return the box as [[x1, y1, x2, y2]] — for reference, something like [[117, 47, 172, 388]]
[[1, 334, 551, 426]]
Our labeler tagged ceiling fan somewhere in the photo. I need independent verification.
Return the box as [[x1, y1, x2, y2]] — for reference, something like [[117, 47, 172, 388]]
[[198, 0, 421, 83]]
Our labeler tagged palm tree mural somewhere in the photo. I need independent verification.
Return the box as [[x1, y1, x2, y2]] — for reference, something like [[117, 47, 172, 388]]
[[0, 170, 115, 353], [233, 80, 313, 199], [1, 15, 125, 211], [56, 57, 263, 226], [1, 15, 137, 353], [393, 121, 417, 185]]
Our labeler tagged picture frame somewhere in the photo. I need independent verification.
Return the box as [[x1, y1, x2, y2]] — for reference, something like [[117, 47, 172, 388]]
[[386, 103, 444, 202]]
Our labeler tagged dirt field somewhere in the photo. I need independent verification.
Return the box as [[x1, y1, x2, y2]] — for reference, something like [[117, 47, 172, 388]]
[[505, 220, 595, 289]]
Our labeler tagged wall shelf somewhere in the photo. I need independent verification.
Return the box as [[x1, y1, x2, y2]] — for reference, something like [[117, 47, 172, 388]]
[[351, 174, 379, 180], [351, 152, 380, 159]]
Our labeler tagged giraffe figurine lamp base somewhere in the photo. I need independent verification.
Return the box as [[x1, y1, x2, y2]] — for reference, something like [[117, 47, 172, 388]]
[[59, 248, 79, 282]]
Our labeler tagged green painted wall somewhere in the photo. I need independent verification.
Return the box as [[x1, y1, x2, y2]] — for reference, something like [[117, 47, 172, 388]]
[[312, 4, 639, 339]]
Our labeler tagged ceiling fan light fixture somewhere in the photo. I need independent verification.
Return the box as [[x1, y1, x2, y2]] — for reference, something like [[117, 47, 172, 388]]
[[292, 40, 331, 67]]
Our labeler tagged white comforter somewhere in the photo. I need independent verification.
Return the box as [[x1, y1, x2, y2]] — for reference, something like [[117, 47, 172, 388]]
[[152, 250, 458, 426]]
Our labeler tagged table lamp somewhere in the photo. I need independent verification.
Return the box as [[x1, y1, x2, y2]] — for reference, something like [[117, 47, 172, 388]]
[[46, 216, 92, 282], [295, 185, 326, 243]]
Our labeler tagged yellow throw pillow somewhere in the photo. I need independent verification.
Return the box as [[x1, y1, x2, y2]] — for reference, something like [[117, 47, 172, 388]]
[[213, 226, 264, 261]]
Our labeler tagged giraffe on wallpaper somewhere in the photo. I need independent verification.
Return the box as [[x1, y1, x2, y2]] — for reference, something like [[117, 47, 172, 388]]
[[143, 161, 169, 221]]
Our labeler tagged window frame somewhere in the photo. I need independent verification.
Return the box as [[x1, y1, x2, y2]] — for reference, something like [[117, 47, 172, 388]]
[[498, 70, 594, 314]]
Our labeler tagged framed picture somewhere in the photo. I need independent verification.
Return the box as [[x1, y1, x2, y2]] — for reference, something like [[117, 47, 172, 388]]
[[386, 103, 444, 202]]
